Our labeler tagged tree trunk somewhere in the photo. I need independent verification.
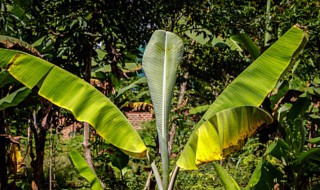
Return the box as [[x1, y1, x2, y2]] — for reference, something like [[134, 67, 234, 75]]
[[32, 127, 47, 190], [82, 41, 106, 189], [30, 101, 52, 190]]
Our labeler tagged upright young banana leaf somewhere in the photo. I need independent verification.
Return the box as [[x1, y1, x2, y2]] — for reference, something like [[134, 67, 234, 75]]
[[0, 48, 147, 158], [142, 30, 184, 188], [177, 25, 308, 170]]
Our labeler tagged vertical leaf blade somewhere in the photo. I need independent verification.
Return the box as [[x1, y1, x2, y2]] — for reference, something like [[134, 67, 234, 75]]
[[142, 30, 183, 188]]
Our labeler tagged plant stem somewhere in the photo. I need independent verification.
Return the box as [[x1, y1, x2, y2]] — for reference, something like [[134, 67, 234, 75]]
[[158, 132, 170, 189], [151, 161, 163, 190], [168, 166, 180, 190], [49, 125, 53, 190]]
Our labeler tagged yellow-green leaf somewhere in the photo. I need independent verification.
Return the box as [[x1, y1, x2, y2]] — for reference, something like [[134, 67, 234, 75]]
[[0, 48, 147, 158], [177, 25, 308, 170], [69, 150, 103, 190], [177, 106, 272, 170]]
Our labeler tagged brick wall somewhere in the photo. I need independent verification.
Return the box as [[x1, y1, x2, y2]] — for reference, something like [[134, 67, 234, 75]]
[[125, 112, 153, 130]]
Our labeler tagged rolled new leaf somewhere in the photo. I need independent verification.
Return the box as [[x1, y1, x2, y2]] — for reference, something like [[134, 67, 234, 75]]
[[177, 106, 273, 170], [0, 48, 147, 158]]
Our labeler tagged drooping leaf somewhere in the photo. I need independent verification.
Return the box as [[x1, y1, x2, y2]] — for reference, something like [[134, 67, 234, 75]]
[[110, 148, 130, 171], [245, 160, 283, 190], [293, 148, 320, 171], [115, 77, 147, 98], [309, 137, 320, 145], [177, 106, 273, 170], [69, 150, 103, 190], [212, 162, 240, 190], [230, 33, 261, 59], [0, 71, 18, 87], [177, 25, 308, 170], [142, 30, 184, 188], [0, 48, 147, 158], [286, 97, 310, 121], [0, 35, 41, 57], [189, 105, 210, 115], [0, 86, 31, 111], [185, 29, 212, 45], [264, 139, 290, 160]]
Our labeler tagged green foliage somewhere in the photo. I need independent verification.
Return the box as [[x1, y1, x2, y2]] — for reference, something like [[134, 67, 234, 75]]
[[142, 30, 184, 188], [69, 150, 103, 190], [0, 86, 31, 111], [0, 0, 319, 189], [213, 162, 240, 190], [0, 47, 147, 158]]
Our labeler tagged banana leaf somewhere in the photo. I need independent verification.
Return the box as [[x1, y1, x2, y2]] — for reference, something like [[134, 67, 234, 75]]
[[177, 106, 273, 169], [142, 30, 184, 188], [0, 48, 147, 158], [0, 35, 41, 57], [213, 162, 240, 190], [115, 77, 147, 99], [177, 25, 307, 170], [230, 33, 261, 59], [69, 150, 103, 190]]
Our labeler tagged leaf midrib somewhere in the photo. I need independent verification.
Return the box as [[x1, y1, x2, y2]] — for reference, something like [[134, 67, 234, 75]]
[[161, 32, 168, 138]]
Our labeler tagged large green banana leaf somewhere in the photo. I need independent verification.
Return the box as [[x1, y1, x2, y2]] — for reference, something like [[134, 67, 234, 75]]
[[177, 25, 308, 170], [69, 150, 103, 190], [142, 30, 184, 188], [201, 25, 307, 124], [177, 106, 273, 169], [0, 48, 147, 158]]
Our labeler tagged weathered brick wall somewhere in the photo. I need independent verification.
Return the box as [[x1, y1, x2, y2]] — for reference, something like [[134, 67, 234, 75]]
[[60, 112, 153, 138], [125, 112, 153, 130]]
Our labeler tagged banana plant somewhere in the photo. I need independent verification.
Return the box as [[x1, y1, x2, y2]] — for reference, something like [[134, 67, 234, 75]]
[[177, 25, 308, 171], [139, 25, 307, 189], [0, 24, 308, 189]]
